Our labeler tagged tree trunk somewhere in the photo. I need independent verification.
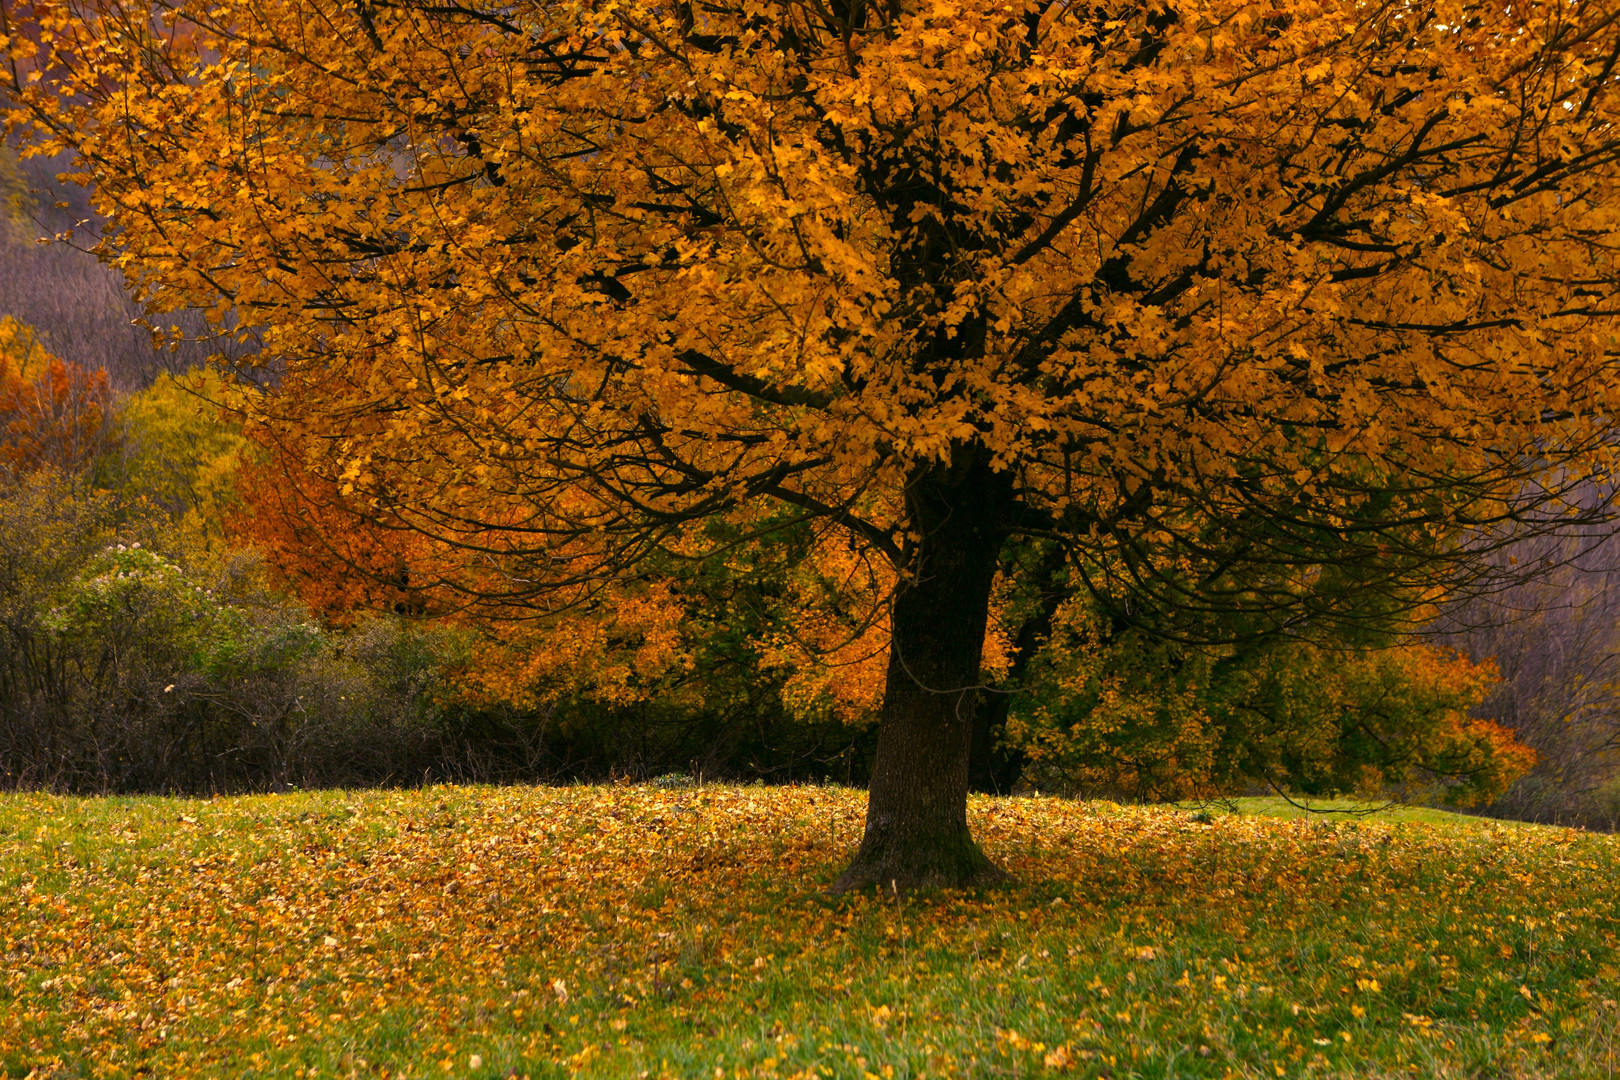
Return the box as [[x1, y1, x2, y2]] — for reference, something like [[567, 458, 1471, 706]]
[[831, 454, 1013, 893]]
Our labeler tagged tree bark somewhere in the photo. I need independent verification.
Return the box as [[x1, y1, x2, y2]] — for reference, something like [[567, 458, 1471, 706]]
[[831, 453, 1014, 893]]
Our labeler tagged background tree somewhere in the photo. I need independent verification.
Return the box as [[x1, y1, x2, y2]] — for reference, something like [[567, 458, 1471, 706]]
[[229, 427, 441, 622], [9, 0, 1620, 888], [0, 314, 116, 480], [115, 369, 248, 553]]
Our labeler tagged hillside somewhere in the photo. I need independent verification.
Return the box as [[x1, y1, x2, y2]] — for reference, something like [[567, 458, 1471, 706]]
[[2, 785, 1616, 1078]]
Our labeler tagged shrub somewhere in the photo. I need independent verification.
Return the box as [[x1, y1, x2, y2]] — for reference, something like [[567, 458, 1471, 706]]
[[1005, 597, 1530, 807], [0, 465, 469, 792]]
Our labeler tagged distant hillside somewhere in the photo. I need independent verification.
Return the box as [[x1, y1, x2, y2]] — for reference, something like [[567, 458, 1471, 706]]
[[0, 141, 256, 388]]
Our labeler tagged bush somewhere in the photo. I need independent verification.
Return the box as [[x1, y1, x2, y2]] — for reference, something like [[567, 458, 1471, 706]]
[[0, 466, 472, 792], [0, 463, 864, 792], [1004, 596, 1529, 808]]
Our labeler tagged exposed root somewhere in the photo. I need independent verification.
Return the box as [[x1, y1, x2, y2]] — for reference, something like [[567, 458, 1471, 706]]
[[828, 834, 1015, 896]]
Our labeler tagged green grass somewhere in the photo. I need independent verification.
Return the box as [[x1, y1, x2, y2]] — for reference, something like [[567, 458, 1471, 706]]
[[1, 785, 1616, 1079], [1177, 797, 1548, 829]]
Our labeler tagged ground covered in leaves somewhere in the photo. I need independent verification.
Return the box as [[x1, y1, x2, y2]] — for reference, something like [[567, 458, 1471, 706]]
[[1, 785, 1616, 1079]]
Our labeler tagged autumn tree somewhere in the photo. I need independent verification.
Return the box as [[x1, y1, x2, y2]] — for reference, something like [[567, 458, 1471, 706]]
[[229, 427, 440, 622], [8, 0, 1620, 889], [0, 315, 116, 480]]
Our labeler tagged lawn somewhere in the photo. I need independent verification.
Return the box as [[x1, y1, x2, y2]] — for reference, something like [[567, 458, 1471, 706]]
[[1, 785, 1615, 1079], [1174, 797, 1549, 830]]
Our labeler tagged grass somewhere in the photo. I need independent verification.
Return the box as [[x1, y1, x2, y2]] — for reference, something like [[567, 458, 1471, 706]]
[[1, 785, 1616, 1080], [1175, 797, 1549, 829]]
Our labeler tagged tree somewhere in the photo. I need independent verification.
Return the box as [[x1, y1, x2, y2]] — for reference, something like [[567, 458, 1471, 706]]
[[8, 0, 1620, 889], [0, 315, 116, 480], [116, 368, 248, 554]]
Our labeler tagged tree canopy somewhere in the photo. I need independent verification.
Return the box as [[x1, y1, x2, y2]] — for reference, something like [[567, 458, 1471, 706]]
[[7, 0, 1620, 888]]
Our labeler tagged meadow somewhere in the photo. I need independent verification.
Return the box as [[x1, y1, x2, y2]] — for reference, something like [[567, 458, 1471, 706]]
[[1, 785, 1615, 1080]]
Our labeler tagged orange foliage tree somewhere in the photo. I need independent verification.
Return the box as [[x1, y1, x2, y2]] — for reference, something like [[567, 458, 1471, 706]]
[[9, 0, 1620, 888], [229, 428, 440, 622], [234, 426, 896, 728], [0, 316, 115, 480]]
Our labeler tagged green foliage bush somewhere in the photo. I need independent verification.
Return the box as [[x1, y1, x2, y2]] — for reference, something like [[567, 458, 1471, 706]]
[[1001, 593, 1527, 809], [0, 365, 487, 791], [0, 467, 463, 790]]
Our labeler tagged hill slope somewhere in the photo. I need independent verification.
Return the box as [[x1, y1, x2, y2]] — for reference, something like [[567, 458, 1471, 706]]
[[1, 785, 1615, 1078]]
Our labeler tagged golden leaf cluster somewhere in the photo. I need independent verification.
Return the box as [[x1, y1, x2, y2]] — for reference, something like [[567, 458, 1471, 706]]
[[6, 0, 1619, 610]]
